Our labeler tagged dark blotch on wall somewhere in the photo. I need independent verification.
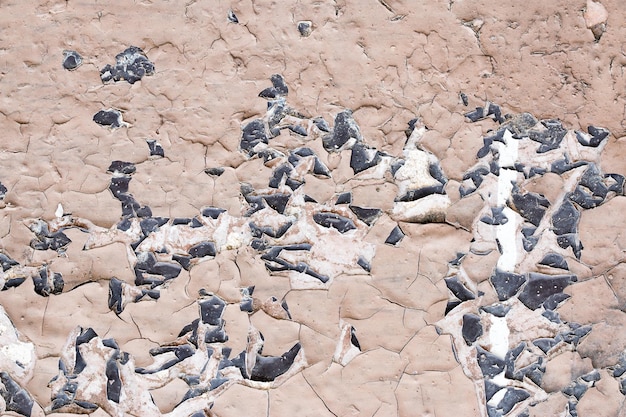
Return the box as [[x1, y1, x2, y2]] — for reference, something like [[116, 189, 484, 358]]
[[462, 314, 483, 345], [100, 46, 155, 84], [0, 372, 34, 417], [93, 109, 125, 129], [62, 50, 82, 71]]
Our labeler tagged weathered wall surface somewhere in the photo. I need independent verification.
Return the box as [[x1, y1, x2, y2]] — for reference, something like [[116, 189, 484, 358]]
[[0, 1, 625, 416]]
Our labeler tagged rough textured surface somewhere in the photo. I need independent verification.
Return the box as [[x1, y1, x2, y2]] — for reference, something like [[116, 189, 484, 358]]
[[1, 1, 626, 416]]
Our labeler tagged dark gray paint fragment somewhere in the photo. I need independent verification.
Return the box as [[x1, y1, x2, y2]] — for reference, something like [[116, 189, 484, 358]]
[[29, 221, 72, 253], [350, 142, 382, 174], [269, 164, 293, 188], [263, 193, 290, 214], [2, 277, 25, 290], [612, 353, 626, 378], [137, 345, 195, 374], [461, 166, 489, 194], [108, 278, 124, 314], [32, 266, 64, 296], [249, 221, 293, 239], [0, 372, 33, 417], [503, 343, 525, 378], [349, 205, 381, 225], [357, 256, 371, 272], [105, 356, 122, 403], [250, 343, 301, 382], [390, 159, 405, 176], [464, 102, 504, 123], [136, 251, 157, 271], [518, 273, 576, 310], [205, 167, 225, 176], [323, 110, 360, 151], [140, 217, 168, 236], [270, 74, 289, 96], [395, 184, 445, 202], [480, 207, 508, 225], [109, 176, 131, 197], [480, 304, 510, 317], [497, 388, 530, 414], [542, 310, 561, 323], [199, 294, 226, 325], [205, 325, 228, 343], [445, 300, 462, 315], [240, 119, 268, 155], [313, 117, 330, 132], [429, 162, 448, 185], [297, 20, 313, 36], [404, 118, 419, 138], [533, 337, 559, 354], [350, 326, 361, 350], [562, 380, 588, 400], [560, 323, 591, 347], [460, 92, 469, 106], [62, 50, 82, 71], [335, 192, 352, 205], [286, 124, 307, 136], [517, 360, 545, 386], [261, 245, 329, 283], [100, 46, 155, 84], [576, 125, 609, 147], [384, 225, 405, 246], [538, 253, 568, 270], [444, 276, 476, 301], [239, 286, 255, 313], [484, 380, 502, 402], [0, 253, 19, 271], [511, 190, 549, 227], [528, 119, 567, 153], [146, 139, 164, 157], [570, 164, 624, 209], [551, 200, 579, 236], [313, 212, 356, 233], [201, 207, 226, 219], [476, 346, 506, 378], [551, 157, 586, 174], [476, 130, 504, 159], [556, 234, 583, 259], [188, 241, 216, 258], [490, 270, 526, 301], [227, 9, 238, 23], [462, 314, 483, 345], [93, 109, 125, 128], [108, 161, 136, 175]]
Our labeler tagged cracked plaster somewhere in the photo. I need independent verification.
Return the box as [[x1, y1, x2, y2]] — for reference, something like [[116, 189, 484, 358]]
[[0, 0, 625, 416]]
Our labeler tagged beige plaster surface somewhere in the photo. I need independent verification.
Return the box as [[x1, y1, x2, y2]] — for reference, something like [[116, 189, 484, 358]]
[[0, 0, 625, 416]]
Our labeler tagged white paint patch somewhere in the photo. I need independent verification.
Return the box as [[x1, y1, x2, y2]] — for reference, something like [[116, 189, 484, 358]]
[[1, 342, 34, 367], [489, 315, 510, 359], [496, 129, 519, 273], [55, 203, 64, 218]]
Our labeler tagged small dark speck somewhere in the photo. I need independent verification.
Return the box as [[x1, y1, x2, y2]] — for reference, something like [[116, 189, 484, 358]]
[[62, 50, 82, 71], [93, 109, 125, 129], [205, 167, 225, 177], [460, 92, 469, 106], [228, 9, 239, 23], [146, 139, 164, 157], [297, 21, 313, 37]]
